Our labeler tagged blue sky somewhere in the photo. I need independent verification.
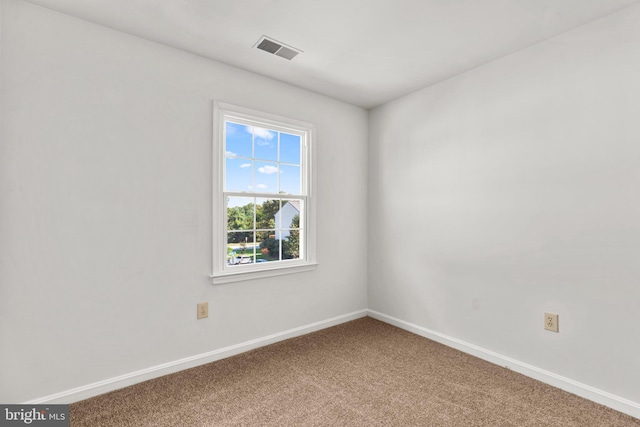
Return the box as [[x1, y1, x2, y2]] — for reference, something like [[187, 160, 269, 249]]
[[225, 121, 301, 202]]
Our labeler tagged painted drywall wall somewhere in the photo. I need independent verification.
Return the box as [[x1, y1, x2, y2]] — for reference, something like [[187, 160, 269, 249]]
[[368, 4, 640, 405], [0, 0, 368, 402]]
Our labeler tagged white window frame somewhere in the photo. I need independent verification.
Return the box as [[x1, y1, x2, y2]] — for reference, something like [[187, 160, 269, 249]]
[[211, 101, 317, 284]]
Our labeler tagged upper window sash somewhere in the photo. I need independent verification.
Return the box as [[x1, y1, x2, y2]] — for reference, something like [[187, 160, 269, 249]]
[[223, 119, 307, 197]]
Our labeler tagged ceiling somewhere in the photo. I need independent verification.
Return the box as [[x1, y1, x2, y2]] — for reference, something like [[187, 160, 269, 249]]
[[23, 0, 640, 109]]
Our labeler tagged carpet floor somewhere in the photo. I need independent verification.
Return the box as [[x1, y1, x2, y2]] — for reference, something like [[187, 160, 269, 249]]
[[71, 317, 639, 426]]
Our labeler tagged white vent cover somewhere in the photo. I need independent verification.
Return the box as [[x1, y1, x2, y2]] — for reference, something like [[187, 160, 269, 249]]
[[254, 36, 302, 60]]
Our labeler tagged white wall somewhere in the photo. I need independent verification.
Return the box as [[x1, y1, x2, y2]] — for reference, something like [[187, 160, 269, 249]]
[[0, 0, 368, 402], [369, 4, 640, 406]]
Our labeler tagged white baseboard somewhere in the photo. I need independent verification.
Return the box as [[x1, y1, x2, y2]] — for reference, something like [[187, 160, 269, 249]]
[[367, 309, 640, 420], [26, 309, 368, 404]]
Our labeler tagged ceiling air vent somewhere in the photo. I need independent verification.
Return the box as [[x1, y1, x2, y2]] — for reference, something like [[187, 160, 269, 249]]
[[254, 36, 302, 60]]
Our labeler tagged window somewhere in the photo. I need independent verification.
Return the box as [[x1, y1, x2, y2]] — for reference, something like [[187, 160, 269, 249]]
[[211, 102, 316, 283]]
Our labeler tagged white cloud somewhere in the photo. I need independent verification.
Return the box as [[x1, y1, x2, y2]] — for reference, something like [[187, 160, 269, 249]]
[[239, 163, 251, 168], [225, 151, 237, 158], [253, 126, 275, 147], [258, 165, 279, 175], [251, 127, 276, 141], [256, 184, 268, 189]]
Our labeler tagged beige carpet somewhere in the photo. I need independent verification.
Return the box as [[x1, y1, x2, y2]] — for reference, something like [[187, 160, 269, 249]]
[[71, 317, 639, 426]]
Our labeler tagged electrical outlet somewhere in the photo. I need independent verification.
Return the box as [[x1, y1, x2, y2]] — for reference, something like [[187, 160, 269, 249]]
[[197, 302, 208, 320], [544, 312, 558, 332]]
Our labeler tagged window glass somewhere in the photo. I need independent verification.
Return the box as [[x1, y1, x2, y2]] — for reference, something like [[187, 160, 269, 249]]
[[279, 165, 301, 195], [225, 122, 252, 158], [225, 157, 252, 192], [253, 126, 278, 161], [253, 161, 279, 193], [280, 133, 301, 165]]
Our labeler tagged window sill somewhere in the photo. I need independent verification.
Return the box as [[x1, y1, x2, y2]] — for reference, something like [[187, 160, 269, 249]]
[[210, 262, 318, 285]]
